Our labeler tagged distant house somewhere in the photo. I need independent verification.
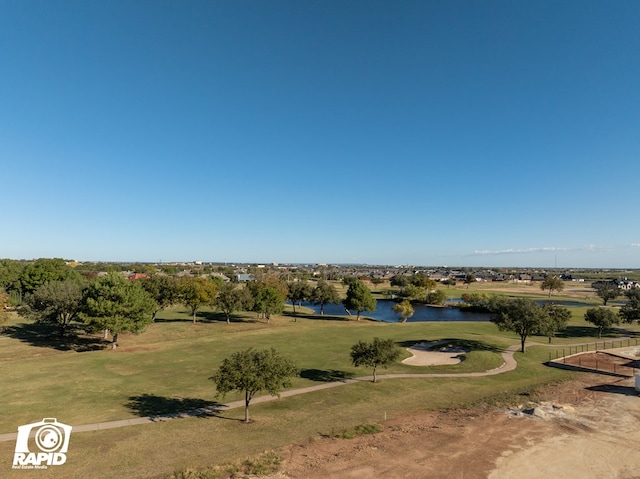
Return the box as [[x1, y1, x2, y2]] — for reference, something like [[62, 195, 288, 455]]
[[236, 274, 253, 282], [128, 273, 149, 281]]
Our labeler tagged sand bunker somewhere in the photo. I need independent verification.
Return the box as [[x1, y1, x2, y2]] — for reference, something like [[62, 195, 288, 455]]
[[402, 341, 470, 366]]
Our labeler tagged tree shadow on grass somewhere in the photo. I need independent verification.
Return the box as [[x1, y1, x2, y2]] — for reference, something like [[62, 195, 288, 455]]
[[1, 322, 108, 352], [126, 394, 232, 421], [555, 326, 625, 339], [300, 369, 356, 382], [282, 311, 352, 322]]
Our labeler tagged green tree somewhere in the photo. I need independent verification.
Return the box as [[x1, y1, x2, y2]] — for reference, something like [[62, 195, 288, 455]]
[[442, 278, 456, 288], [403, 284, 426, 301], [139, 274, 180, 321], [540, 276, 564, 298], [287, 281, 312, 317], [390, 275, 410, 295], [464, 274, 476, 289], [490, 298, 546, 353], [350, 337, 401, 382], [343, 280, 376, 321], [210, 347, 298, 423], [0, 288, 9, 328], [425, 289, 447, 305], [179, 276, 219, 323], [19, 258, 81, 294], [619, 289, 640, 323], [253, 287, 285, 323], [215, 282, 249, 324], [584, 307, 620, 338], [539, 304, 571, 343], [392, 299, 414, 323], [19, 279, 85, 337], [82, 273, 156, 349], [410, 273, 437, 291], [0, 259, 25, 293], [310, 280, 340, 315], [593, 282, 620, 306]]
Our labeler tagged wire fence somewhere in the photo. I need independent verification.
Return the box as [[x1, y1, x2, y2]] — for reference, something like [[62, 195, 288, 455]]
[[548, 338, 640, 377]]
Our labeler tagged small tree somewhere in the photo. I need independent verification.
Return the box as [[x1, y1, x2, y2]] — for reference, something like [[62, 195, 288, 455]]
[[287, 281, 312, 317], [19, 279, 85, 337], [343, 280, 376, 320], [310, 280, 340, 315], [593, 282, 620, 306], [179, 277, 219, 323], [584, 307, 620, 338], [392, 300, 414, 323], [210, 348, 298, 423], [140, 274, 180, 321], [464, 274, 476, 289], [490, 298, 546, 353], [350, 337, 400, 382], [215, 282, 247, 324], [82, 273, 156, 349], [540, 276, 564, 298], [539, 304, 571, 343], [619, 289, 640, 323], [0, 288, 9, 328]]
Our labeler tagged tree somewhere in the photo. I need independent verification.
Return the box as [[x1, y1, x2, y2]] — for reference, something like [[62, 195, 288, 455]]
[[593, 282, 620, 306], [310, 280, 340, 315], [370, 278, 384, 290], [442, 278, 456, 288], [539, 304, 571, 343], [425, 289, 447, 305], [179, 276, 219, 323], [343, 280, 376, 320], [81, 273, 156, 349], [19, 258, 81, 295], [540, 276, 564, 298], [287, 281, 312, 317], [392, 299, 414, 322], [19, 279, 85, 337], [253, 287, 285, 323], [584, 307, 620, 338], [0, 287, 9, 328], [464, 274, 476, 289], [139, 274, 180, 321], [403, 284, 426, 301], [210, 347, 298, 423], [390, 275, 410, 295], [410, 273, 437, 291], [490, 298, 546, 353], [0, 259, 25, 294], [215, 282, 249, 324], [619, 288, 640, 324], [350, 337, 401, 382]]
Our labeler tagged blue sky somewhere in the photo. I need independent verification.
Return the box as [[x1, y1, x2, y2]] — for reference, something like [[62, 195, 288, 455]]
[[1, 1, 639, 268]]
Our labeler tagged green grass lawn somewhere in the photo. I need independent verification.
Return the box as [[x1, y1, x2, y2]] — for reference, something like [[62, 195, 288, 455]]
[[1, 302, 638, 478]]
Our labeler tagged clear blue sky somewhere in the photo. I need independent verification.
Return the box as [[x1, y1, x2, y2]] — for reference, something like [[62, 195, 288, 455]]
[[1, 1, 639, 268]]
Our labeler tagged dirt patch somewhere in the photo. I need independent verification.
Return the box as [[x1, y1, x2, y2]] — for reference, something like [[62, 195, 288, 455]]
[[561, 351, 640, 376], [268, 375, 640, 479]]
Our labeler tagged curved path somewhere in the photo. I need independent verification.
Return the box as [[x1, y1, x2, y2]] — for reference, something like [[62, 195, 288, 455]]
[[0, 344, 520, 443]]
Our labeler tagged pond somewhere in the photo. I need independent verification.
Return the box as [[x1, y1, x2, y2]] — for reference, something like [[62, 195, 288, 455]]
[[294, 300, 491, 323]]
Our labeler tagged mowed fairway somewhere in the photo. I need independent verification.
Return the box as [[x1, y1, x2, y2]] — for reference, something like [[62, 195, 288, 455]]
[[0, 302, 631, 479]]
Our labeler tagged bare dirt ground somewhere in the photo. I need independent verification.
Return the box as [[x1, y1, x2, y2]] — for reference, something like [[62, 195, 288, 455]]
[[267, 374, 640, 479], [401, 341, 470, 366]]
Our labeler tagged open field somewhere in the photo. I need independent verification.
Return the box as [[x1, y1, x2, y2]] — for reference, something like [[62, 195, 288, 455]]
[[1, 287, 639, 478]]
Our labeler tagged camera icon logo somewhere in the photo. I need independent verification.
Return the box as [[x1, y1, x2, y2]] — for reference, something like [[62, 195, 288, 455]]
[[13, 418, 72, 469]]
